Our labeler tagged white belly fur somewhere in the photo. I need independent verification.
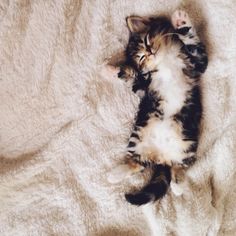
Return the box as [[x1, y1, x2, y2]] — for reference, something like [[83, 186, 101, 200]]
[[150, 51, 189, 118], [137, 49, 191, 164], [137, 118, 187, 164]]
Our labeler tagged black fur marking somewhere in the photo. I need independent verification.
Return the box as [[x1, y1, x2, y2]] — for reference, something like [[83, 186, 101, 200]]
[[176, 26, 191, 35], [182, 156, 196, 166], [128, 141, 136, 148], [132, 153, 141, 162], [148, 17, 174, 38], [175, 86, 202, 141], [130, 133, 140, 139], [127, 150, 135, 154], [135, 92, 162, 127], [118, 70, 126, 79], [182, 43, 208, 78], [132, 72, 152, 93], [185, 142, 198, 153]]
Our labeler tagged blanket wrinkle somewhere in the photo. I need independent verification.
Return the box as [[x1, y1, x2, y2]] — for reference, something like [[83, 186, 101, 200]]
[[0, 0, 236, 235]]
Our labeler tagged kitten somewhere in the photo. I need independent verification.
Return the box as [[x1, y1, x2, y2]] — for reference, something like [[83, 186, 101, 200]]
[[108, 10, 208, 205]]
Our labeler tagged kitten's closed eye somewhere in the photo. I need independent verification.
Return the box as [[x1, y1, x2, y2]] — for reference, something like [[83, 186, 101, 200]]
[[139, 55, 146, 63]]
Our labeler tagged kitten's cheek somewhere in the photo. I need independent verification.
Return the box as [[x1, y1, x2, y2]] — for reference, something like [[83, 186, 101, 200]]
[[145, 58, 155, 70], [149, 55, 155, 60]]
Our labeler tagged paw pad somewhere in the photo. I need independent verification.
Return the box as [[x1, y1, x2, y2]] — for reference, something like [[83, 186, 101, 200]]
[[171, 10, 192, 29]]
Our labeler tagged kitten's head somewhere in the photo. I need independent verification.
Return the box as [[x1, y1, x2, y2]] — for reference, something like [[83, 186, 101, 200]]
[[125, 16, 175, 74]]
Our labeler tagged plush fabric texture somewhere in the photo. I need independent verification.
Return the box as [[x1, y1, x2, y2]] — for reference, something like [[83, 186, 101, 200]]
[[0, 0, 235, 235]]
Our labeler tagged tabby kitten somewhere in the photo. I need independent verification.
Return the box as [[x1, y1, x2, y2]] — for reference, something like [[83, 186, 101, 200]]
[[108, 10, 208, 205]]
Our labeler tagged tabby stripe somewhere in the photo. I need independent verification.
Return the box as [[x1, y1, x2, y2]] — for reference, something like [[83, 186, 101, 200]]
[[128, 142, 136, 148], [130, 133, 140, 139]]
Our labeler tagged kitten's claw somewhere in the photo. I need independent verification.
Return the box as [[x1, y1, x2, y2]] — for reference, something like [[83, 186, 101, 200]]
[[171, 10, 192, 29]]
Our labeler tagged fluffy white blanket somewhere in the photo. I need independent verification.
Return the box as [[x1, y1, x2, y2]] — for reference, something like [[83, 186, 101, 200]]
[[0, 0, 235, 235]]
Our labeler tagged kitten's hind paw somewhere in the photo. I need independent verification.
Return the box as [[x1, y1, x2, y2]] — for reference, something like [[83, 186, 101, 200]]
[[171, 10, 192, 29], [107, 159, 144, 184], [107, 164, 133, 184]]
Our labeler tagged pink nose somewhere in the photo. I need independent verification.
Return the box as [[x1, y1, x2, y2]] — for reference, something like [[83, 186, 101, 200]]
[[176, 19, 186, 27]]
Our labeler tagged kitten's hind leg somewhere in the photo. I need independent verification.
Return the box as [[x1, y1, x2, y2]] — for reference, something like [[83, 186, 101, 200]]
[[107, 129, 144, 184], [107, 156, 144, 184]]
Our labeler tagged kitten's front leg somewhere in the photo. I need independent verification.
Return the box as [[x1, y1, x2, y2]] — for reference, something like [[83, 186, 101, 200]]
[[101, 64, 142, 96], [119, 65, 149, 98], [171, 10, 208, 77], [101, 64, 120, 80], [118, 64, 136, 82]]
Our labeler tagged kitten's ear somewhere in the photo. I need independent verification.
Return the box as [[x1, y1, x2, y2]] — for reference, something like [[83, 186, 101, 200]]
[[126, 16, 149, 33]]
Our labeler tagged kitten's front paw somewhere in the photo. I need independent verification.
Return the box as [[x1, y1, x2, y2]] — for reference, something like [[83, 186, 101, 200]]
[[171, 10, 192, 29], [118, 65, 136, 82], [100, 65, 119, 80]]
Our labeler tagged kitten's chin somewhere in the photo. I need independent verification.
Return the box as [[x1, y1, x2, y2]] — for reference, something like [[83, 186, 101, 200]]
[[142, 65, 157, 75]]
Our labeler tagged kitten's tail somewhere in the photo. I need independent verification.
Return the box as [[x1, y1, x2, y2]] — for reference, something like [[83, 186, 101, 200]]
[[125, 164, 171, 206]]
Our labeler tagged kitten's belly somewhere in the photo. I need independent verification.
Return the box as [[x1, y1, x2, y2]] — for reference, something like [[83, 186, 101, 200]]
[[139, 118, 187, 164]]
